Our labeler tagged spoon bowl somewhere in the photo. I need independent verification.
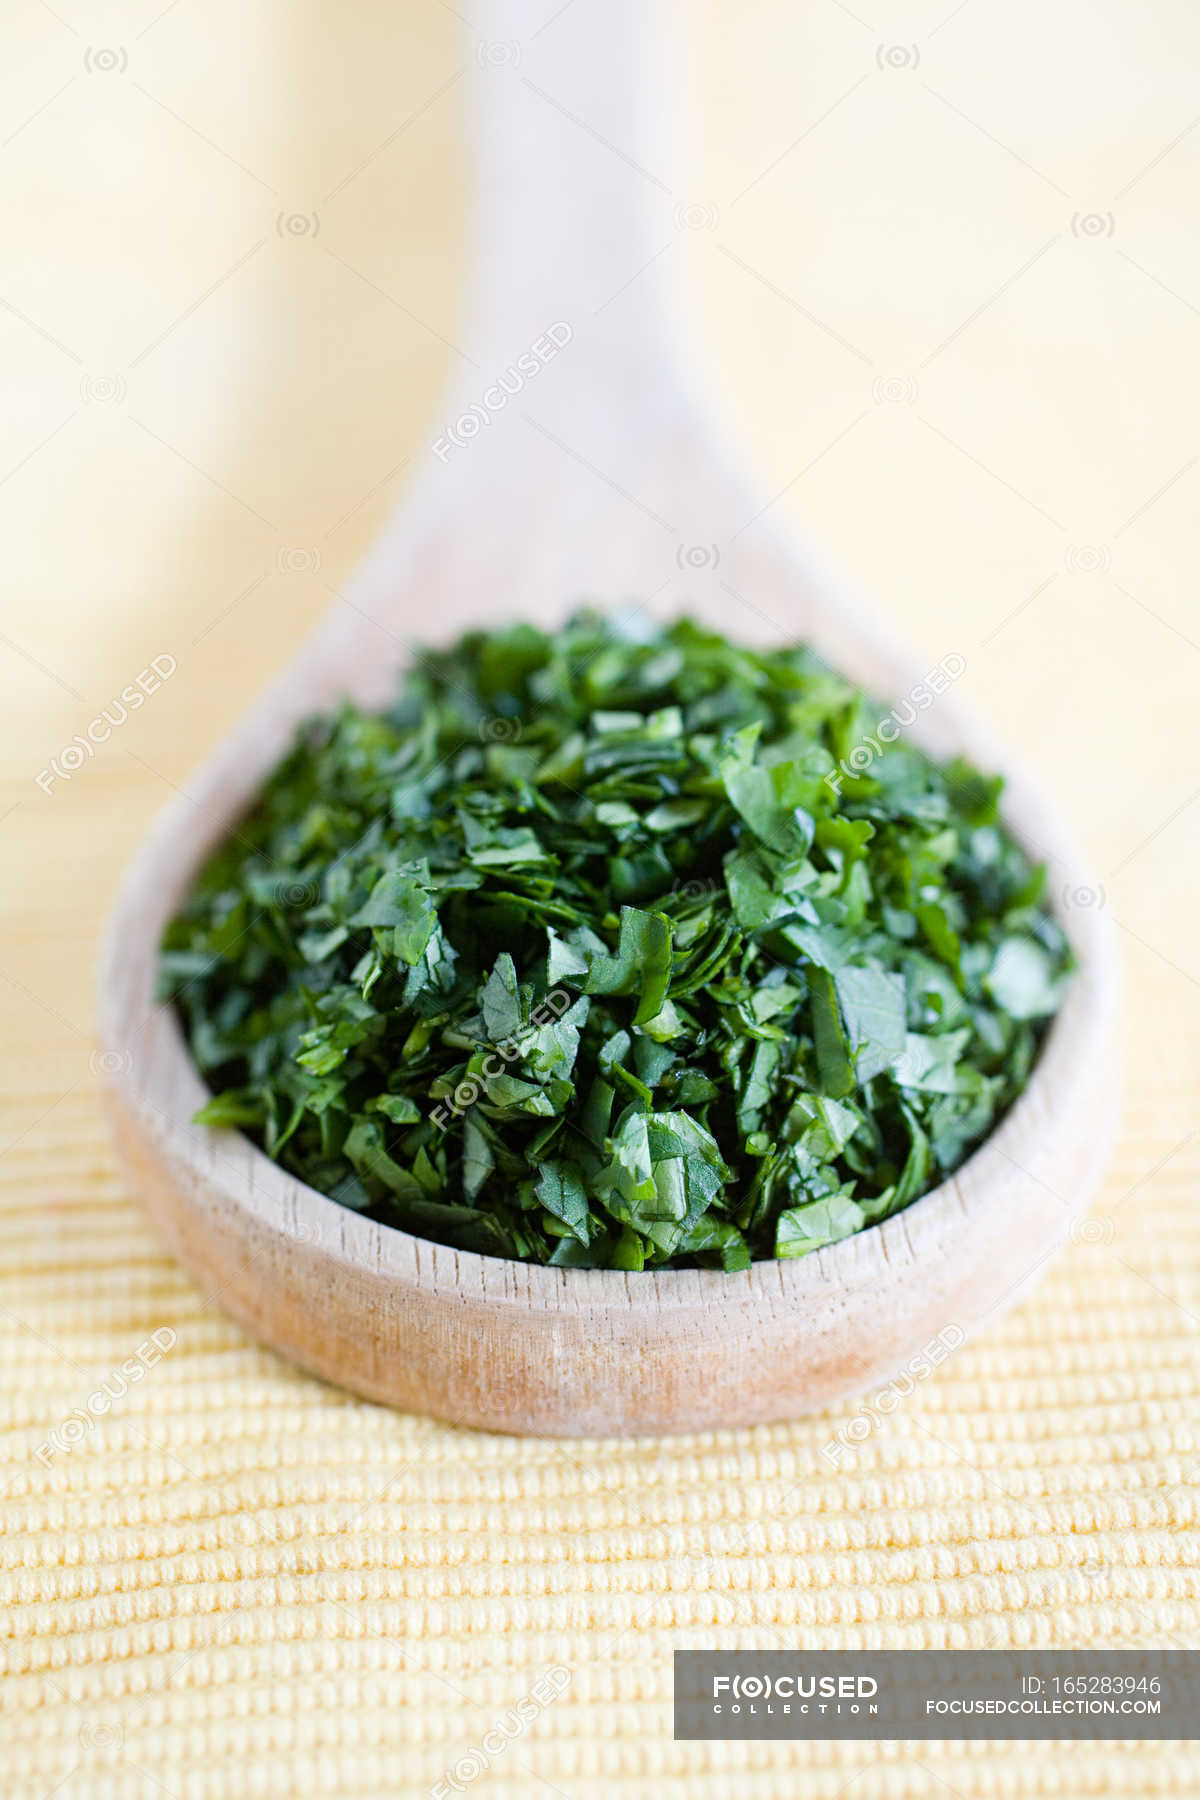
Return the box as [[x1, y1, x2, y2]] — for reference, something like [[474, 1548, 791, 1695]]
[[99, 0, 1118, 1436]]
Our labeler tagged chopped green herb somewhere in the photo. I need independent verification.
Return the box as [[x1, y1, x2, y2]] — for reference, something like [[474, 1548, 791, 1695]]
[[160, 612, 1072, 1268]]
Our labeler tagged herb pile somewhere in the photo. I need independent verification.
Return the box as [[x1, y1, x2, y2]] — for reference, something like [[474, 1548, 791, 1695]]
[[161, 613, 1072, 1270]]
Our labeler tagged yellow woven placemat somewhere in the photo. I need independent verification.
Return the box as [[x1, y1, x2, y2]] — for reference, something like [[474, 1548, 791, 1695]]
[[3, 0, 1199, 1790], [3, 709, 1197, 1800]]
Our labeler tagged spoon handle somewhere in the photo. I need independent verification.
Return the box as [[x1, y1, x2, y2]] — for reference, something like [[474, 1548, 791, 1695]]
[[454, 0, 675, 396], [341, 0, 862, 677], [337, 0, 748, 640]]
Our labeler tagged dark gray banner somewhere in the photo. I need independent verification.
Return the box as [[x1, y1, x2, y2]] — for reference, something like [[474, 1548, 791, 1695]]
[[674, 1652, 1199, 1740]]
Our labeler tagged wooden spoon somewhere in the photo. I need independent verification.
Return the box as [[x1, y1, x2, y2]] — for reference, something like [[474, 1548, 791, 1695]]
[[100, 0, 1117, 1436]]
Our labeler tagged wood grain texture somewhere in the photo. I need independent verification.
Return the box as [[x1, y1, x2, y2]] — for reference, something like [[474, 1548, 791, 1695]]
[[98, 0, 1119, 1436]]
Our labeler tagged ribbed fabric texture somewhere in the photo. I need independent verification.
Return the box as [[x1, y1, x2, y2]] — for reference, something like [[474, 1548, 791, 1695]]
[[4, 0, 1199, 1788], [1, 772, 1196, 1797]]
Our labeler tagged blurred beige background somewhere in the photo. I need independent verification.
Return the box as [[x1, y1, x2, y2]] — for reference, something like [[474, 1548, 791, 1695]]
[[2, 1, 1198, 1796]]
